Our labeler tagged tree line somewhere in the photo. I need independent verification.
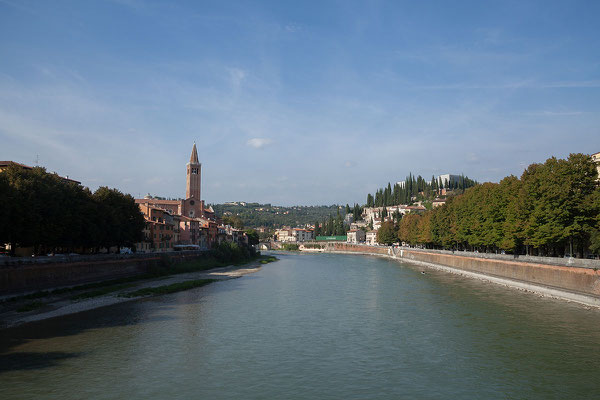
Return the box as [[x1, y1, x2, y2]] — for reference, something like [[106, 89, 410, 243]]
[[366, 173, 477, 207], [0, 164, 145, 255], [314, 210, 346, 236], [389, 154, 600, 257]]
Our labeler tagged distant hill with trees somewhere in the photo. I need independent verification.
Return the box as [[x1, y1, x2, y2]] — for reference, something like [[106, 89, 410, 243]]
[[211, 203, 343, 228]]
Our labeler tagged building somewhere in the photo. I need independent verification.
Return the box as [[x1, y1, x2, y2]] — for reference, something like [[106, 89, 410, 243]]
[[135, 143, 219, 248], [347, 229, 366, 244], [275, 228, 314, 242], [135, 204, 180, 252], [373, 218, 383, 231], [344, 213, 354, 225], [363, 205, 427, 221], [437, 174, 460, 188], [293, 228, 314, 242], [350, 220, 368, 230], [0, 161, 81, 184], [135, 143, 215, 221], [432, 198, 446, 208], [275, 228, 292, 242], [592, 152, 600, 181], [366, 231, 378, 246]]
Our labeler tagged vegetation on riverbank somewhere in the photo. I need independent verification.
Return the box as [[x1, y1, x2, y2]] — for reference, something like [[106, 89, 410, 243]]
[[121, 279, 216, 298], [390, 154, 600, 257], [281, 243, 300, 251], [0, 164, 144, 255], [260, 256, 278, 264], [70, 283, 136, 300]]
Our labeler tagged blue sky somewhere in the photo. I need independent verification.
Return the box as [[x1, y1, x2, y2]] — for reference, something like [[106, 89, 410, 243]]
[[1, 0, 599, 205]]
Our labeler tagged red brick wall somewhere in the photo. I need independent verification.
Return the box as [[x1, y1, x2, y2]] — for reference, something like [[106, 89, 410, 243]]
[[326, 244, 600, 298], [0, 253, 206, 295]]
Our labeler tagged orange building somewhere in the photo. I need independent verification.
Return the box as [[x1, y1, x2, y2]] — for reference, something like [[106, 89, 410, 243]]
[[135, 204, 180, 252], [135, 143, 216, 249]]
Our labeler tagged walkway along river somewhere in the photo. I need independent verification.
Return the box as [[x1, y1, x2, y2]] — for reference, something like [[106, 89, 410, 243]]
[[1, 252, 600, 399]]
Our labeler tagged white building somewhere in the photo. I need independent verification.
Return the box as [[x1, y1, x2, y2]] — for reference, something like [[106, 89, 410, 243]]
[[363, 205, 427, 221], [275, 228, 292, 242], [366, 231, 378, 246], [437, 174, 461, 188], [275, 228, 314, 242], [350, 221, 368, 230], [592, 151, 600, 181], [347, 229, 366, 244]]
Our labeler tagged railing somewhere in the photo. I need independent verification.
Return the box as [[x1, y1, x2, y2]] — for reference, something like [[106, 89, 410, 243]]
[[334, 243, 600, 270]]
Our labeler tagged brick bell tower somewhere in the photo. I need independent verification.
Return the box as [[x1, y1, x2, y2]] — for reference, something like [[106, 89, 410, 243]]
[[186, 143, 201, 200]]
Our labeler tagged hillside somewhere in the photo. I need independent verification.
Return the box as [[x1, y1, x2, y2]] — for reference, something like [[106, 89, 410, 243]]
[[210, 202, 344, 228]]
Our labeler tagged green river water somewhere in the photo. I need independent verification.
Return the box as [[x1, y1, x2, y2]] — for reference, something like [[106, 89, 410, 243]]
[[1, 252, 600, 399]]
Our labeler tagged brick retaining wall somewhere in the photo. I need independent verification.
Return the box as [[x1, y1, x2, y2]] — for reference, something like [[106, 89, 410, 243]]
[[326, 243, 600, 299], [0, 253, 206, 295]]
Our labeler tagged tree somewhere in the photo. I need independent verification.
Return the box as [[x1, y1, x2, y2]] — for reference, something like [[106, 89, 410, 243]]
[[377, 221, 397, 245], [398, 214, 422, 246], [366, 193, 374, 207], [93, 187, 145, 251], [245, 229, 259, 246]]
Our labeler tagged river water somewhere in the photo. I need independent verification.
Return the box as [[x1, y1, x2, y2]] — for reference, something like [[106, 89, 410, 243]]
[[1, 252, 600, 399]]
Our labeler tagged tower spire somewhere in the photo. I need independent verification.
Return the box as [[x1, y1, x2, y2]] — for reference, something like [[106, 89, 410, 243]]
[[189, 142, 199, 164], [186, 142, 201, 201]]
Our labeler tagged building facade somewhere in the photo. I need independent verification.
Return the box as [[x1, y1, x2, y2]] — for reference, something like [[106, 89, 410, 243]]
[[347, 229, 366, 244], [135, 143, 221, 249], [366, 231, 378, 246], [592, 151, 600, 181]]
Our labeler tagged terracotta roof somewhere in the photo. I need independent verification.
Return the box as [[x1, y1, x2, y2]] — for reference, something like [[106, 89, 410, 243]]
[[0, 161, 81, 184], [135, 199, 181, 205], [0, 161, 33, 170]]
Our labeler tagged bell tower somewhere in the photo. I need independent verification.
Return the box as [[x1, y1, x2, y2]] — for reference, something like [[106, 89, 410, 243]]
[[186, 143, 201, 200]]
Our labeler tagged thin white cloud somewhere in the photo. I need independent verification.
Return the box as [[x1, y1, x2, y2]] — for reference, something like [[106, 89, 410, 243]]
[[246, 137, 272, 149], [227, 67, 247, 88], [284, 23, 301, 32], [524, 110, 584, 116]]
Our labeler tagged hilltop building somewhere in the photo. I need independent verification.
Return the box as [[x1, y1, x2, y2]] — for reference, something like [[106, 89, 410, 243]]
[[437, 174, 460, 188], [592, 151, 600, 181]]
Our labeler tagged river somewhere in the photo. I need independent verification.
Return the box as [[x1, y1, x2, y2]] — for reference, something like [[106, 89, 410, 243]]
[[1, 252, 600, 399]]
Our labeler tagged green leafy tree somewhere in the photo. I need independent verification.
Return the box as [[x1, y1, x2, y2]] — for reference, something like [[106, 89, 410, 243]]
[[245, 229, 259, 246], [377, 221, 397, 245]]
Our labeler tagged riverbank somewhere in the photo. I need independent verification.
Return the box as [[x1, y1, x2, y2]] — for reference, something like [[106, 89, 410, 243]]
[[0, 256, 277, 329], [313, 243, 600, 308]]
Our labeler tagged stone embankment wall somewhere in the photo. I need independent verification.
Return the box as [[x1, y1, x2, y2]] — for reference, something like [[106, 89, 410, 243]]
[[0, 252, 206, 295], [326, 243, 600, 301]]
